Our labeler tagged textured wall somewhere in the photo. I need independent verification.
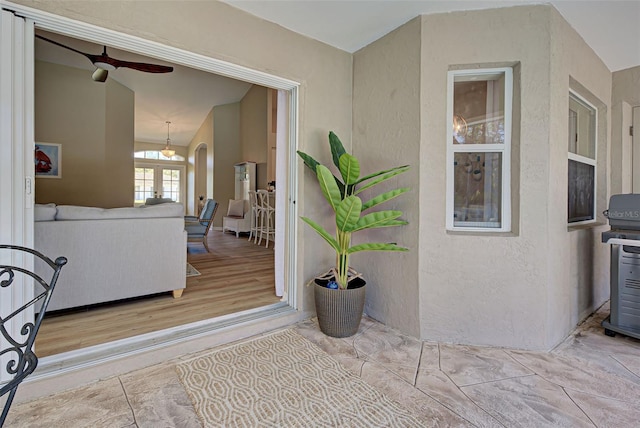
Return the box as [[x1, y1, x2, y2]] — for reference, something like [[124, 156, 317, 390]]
[[548, 8, 611, 348], [352, 18, 422, 337], [416, 5, 611, 350], [419, 6, 553, 349]]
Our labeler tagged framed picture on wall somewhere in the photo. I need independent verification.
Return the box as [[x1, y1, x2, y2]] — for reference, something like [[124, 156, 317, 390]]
[[35, 142, 61, 178]]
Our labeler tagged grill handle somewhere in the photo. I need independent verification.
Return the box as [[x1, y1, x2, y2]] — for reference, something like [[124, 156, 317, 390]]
[[603, 209, 609, 218]]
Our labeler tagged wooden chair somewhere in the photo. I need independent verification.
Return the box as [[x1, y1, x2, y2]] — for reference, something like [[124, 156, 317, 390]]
[[257, 190, 276, 249], [0, 245, 67, 427], [247, 190, 260, 243], [184, 199, 218, 249]]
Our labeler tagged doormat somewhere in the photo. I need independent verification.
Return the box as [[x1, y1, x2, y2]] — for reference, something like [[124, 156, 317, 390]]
[[186, 263, 201, 277], [175, 329, 426, 427]]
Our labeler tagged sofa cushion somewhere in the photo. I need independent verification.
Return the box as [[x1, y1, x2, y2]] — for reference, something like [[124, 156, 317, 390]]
[[56, 203, 184, 220], [34, 203, 57, 222], [227, 199, 245, 217]]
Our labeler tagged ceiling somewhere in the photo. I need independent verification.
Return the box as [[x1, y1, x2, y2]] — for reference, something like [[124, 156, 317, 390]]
[[35, 1, 639, 147], [223, 0, 640, 72]]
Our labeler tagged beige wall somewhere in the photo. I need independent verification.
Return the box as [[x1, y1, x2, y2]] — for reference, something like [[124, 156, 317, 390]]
[[213, 103, 241, 228], [240, 84, 269, 189], [187, 108, 214, 217], [35, 60, 134, 208], [405, 5, 609, 350], [352, 17, 422, 337]]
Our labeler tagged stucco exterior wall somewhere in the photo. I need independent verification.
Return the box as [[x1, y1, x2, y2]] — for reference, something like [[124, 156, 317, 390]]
[[547, 8, 611, 347], [352, 17, 422, 337], [416, 4, 610, 350], [17, 0, 353, 314], [418, 6, 553, 349]]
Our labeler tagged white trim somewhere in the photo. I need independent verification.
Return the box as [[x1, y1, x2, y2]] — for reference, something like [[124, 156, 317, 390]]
[[446, 67, 513, 232], [568, 90, 597, 225], [1, 0, 301, 376]]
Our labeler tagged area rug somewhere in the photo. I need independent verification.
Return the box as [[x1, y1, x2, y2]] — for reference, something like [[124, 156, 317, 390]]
[[175, 329, 425, 427], [186, 263, 201, 277]]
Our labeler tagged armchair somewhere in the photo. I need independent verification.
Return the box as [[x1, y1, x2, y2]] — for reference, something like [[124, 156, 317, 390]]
[[222, 199, 251, 238], [185, 199, 218, 247]]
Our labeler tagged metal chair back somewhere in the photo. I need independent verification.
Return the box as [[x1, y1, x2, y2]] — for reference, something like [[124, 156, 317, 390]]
[[0, 245, 66, 427]]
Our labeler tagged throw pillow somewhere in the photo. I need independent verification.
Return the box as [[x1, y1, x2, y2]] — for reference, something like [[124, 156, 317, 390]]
[[227, 199, 245, 217]]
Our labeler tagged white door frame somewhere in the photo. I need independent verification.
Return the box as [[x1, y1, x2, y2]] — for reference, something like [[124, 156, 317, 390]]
[[1, 0, 299, 375]]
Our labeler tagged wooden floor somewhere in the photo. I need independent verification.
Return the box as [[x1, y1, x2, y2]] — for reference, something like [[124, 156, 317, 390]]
[[35, 230, 279, 357]]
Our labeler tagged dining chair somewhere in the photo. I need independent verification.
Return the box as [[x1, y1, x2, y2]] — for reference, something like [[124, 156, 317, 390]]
[[257, 190, 276, 248], [184, 199, 218, 250], [0, 245, 67, 427], [247, 190, 260, 243]]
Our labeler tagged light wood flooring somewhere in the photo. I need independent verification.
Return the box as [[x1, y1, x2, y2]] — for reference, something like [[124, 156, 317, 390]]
[[35, 230, 279, 357]]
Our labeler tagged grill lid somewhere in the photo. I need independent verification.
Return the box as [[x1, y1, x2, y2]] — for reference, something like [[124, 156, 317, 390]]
[[604, 194, 640, 230]]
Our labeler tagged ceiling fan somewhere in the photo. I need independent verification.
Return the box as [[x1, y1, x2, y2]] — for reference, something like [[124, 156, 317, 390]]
[[35, 34, 174, 82]]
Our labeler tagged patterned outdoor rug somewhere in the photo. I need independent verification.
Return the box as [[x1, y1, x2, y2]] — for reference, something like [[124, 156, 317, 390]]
[[175, 329, 425, 427], [186, 263, 201, 277]]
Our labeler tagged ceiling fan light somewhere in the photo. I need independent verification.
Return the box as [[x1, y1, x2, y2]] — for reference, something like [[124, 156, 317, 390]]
[[92, 68, 108, 82], [93, 61, 116, 71], [161, 147, 175, 157], [161, 121, 175, 157]]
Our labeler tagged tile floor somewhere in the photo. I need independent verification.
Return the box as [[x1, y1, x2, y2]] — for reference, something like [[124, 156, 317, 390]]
[[5, 302, 640, 427]]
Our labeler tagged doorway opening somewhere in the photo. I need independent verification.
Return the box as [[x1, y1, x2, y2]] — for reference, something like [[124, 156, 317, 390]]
[[10, 7, 300, 375]]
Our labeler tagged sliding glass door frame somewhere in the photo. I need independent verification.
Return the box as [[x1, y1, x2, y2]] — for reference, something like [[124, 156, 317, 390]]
[[1, 0, 300, 378]]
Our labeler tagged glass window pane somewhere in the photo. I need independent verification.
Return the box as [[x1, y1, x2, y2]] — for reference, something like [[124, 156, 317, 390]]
[[453, 73, 506, 145], [453, 152, 502, 228], [568, 94, 596, 159], [134, 167, 154, 204], [161, 168, 180, 202], [568, 160, 595, 223]]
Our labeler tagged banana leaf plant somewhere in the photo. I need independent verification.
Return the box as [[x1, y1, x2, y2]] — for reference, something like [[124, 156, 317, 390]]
[[297, 131, 409, 290]]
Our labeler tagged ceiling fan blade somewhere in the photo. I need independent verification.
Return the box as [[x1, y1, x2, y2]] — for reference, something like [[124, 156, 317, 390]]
[[36, 34, 174, 74], [108, 59, 174, 73], [35, 34, 94, 63]]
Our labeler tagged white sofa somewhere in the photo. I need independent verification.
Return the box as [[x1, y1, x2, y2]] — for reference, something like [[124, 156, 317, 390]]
[[34, 203, 186, 312]]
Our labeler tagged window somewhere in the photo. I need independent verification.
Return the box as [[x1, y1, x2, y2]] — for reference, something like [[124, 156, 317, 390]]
[[134, 150, 185, 162], [134, 164, 185, 205], [446, 68, 513, 231], [568, 92, 596, 224]]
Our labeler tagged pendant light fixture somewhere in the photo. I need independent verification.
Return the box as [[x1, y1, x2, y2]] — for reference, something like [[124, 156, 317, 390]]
[[161, 121, 176, 158]]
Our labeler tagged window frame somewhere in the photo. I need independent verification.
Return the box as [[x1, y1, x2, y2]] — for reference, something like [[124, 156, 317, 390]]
[[134, 161, 186, 206], [446, 67, 513, 232], [567, 90, 597, 225]]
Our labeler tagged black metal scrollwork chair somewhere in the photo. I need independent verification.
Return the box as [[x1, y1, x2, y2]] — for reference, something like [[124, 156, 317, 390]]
[[0, 245, 66, 427]]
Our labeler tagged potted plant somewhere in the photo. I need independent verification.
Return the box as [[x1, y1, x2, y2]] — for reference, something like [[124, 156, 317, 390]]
[[298, 131, 409, 337]]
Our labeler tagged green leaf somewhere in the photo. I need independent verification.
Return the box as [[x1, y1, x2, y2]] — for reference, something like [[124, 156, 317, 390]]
[[355, 165, 409, 185], [361, 188, 410, 211], [296, 150, 320, 174], [300, 217, 339, 252], [352, 210, 404, 232], [317, 165, 342, 211], [336, 195, 362, 233], [339, 153, 360, 186], [329, 131, 347, 169], [348, 242, 409, 254], [354, 165, 410, 195]]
